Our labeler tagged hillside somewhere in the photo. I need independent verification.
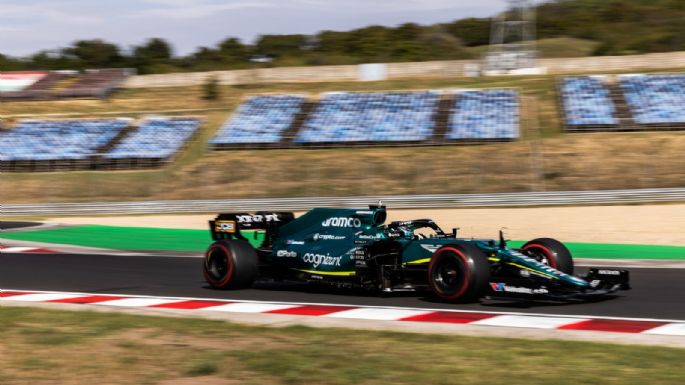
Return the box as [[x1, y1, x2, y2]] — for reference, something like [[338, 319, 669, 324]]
[[1, 1, 685, 74]]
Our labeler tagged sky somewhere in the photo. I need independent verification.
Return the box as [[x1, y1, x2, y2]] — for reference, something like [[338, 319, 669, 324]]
[[0, 0, 541, 57]]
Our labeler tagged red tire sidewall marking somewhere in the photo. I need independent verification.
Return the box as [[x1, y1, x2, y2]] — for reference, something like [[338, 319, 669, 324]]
[[522, 243, 558, 269], [428, 247, 472, 301], [203, 243, 235, 287]]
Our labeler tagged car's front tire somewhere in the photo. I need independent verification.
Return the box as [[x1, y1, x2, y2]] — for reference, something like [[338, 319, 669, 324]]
[[522, 238, 574, 275], [428, 243, 491, 303], [203, 239, 258, 289]]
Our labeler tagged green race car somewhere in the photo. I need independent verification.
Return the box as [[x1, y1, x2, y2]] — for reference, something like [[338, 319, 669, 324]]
[[203, 204, 630, 302]]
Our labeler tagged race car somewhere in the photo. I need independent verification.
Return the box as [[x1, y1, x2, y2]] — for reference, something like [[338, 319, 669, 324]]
[[203, 204, 630, 302]]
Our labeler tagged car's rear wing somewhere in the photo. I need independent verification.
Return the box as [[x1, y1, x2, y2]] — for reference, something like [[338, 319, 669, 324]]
[[209, 212, 296, 242]]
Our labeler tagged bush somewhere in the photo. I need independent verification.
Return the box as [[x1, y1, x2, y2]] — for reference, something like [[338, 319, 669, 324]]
[[202, 76, 221, 101]]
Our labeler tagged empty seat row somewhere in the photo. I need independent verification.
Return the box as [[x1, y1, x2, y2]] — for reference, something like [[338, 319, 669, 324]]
[[448, 90, 519, 139], [560, 77, 618, 126], [106, 117, 201, 160], [296, 91, 439, 143], [619, 74, 685, 125], [0, 119, 130, 161], [0, 117, 200, 163], [211, 95, 305, 144]]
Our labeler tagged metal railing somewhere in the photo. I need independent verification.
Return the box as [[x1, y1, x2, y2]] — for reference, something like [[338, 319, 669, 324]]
[[3, 188, 685, 216]]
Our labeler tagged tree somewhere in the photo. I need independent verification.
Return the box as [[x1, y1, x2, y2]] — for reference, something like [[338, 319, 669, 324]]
[[134, 38, 173, 62], [62, 39, 122, 68], [132, 38, 174, 73], [218, 37, 249, 63], [255, 34, 307, 57]]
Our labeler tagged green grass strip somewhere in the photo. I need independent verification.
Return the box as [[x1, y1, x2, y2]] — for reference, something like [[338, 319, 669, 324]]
[[2, 225, 685, 259], [0, 225, 263, 252], [508, 241, 685, 260]]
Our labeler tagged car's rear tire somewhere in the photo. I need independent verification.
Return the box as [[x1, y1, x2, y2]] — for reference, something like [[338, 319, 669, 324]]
[[522, 238, 574, 275], [428, 243, 491, 303], [203, 239, 258, 289]]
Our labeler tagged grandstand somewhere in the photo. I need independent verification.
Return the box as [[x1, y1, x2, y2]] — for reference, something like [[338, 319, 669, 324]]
[[105, 117, 201, 168], [447, 90, 520, 140], [619, 74, 685, 128], [560, 73, 685, 132], [210, 95, 306, 148], [0, 116, 200, 171], [0, 119, 131, 171], [210, 89, 520, 149], [0, 69, 131, 100], [559, 76, 619, 131], [296, 91, 440, 144]]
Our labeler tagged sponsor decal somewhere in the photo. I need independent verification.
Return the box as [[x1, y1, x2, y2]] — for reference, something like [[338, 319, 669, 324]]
[[215, 220, 236, 233], [490, 282, 506, 292], [322, 217, 362, 228], [353, 247, 368, 267], [313, 233, 346, 241], [276, 250, 297, 258], [420, 244, 440, 253], [303, 253, 342, 268], [236, 214, 280, 224], [597, 270, 621, 275], [590, 280, 601, 288], [489, 282, 549, 295], [355, 210, 373, 215], [287, 240, 305, 245], [356, 233, 383, 240]]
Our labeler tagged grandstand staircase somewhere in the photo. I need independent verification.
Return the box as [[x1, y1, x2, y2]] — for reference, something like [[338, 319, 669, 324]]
[[282, 102, 317, 143], [432, 94, 456, 143], [94, 122, 137, 157], [607, 83, 638, 129]]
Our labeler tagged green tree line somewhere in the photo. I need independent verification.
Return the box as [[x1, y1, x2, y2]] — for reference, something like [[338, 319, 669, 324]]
[[1, 0, 684, 74]]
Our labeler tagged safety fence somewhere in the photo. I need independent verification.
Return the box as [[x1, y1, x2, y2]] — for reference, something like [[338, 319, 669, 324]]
[[3, 188, 685, 216]]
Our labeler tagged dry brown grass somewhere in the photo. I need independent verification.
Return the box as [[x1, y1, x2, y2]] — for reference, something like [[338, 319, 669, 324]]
[[2, 131, 684, 203]]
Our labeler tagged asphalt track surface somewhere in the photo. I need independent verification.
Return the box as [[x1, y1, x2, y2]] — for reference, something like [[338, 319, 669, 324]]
[[1, 252, 683, 321]]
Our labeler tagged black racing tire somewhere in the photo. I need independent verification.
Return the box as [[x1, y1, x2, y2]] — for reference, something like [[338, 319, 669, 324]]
[[522, 238, 574, 275], [203, 239, 258, 289], [428, 243, 491, 303]]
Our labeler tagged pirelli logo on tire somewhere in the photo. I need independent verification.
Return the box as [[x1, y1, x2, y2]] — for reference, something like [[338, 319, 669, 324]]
[[215, 220, 237, 233]]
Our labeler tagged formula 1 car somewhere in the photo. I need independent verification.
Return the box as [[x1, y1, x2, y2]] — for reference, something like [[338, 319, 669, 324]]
[[203, 205, 630, 302]]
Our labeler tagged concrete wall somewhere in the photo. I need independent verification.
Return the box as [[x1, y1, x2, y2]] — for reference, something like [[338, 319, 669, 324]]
[[121, 52, 685, 89]]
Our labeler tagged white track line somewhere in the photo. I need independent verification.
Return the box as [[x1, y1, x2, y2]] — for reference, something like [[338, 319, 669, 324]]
[[325, 308, 431, 321], [96, 298, 183, 307], [471, 315, 590, 329], [0, 293, 85, 302], [642, 323, 685, 336], [204, 303, 298, 313]]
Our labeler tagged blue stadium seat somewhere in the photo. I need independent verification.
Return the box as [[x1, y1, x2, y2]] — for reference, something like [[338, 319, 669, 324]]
[[295, 91, 439, 143], [0, 119, 130, 161], [561, 77, 618, 126], [211, 95, 305, 144], [106, 117, 200, 160], [619, 74, 685, 124], [447, 90, 520, 139]]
